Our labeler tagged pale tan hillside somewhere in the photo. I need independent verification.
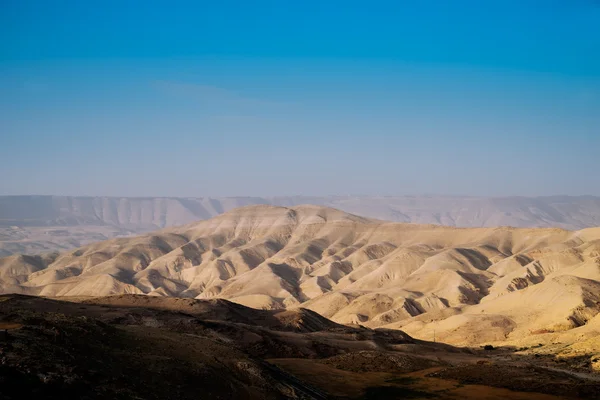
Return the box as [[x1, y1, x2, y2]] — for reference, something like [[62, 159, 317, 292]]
[[1, 205, 600, 348]]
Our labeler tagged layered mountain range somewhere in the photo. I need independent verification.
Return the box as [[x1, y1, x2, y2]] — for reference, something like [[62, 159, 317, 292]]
[[2, 195, 600, 229], [2, 204, 600, 353], [2, 195, 600, 257]]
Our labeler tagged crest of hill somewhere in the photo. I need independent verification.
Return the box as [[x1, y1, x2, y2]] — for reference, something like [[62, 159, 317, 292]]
[[2, 195, 600, 230], [6, 195, 599, 257], [182, 204, 378, 228], [80, 293, 344, 333]]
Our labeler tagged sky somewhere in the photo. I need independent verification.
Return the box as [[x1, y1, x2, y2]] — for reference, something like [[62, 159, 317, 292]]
[[1, 0, 599, 197]]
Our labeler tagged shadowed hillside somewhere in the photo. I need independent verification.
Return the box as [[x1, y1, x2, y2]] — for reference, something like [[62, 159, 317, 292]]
[[2, 294, 599, 399]]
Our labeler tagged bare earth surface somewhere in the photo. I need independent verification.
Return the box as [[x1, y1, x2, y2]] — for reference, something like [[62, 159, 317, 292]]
[[1, 294, 599, 399]]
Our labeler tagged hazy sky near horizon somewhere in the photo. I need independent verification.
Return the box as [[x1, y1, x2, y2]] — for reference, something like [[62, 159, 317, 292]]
[[1, 1, 599, 197]]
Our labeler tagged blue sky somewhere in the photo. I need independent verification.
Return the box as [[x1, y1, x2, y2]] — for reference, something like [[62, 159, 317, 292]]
[[1, 0, 599, 197]]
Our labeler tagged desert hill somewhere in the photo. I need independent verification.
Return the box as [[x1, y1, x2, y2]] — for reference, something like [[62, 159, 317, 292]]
[[2, 195, 600, 256], [2, 204, 600, 355]]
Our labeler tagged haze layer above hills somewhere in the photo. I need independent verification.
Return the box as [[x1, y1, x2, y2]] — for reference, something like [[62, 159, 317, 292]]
[[2, 204, 600, 356], [1, 195, 600, 256]]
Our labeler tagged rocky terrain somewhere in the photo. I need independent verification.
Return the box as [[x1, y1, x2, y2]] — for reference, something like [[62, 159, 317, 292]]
[[1, 294, 599, 399]]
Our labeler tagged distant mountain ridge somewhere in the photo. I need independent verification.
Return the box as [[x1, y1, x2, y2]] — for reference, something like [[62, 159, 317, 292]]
[[2, 195, 600, 229], [2, 195, 599, 256]]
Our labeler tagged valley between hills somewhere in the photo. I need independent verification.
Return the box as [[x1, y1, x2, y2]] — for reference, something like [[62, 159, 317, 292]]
[[2, 204, 600, 399]]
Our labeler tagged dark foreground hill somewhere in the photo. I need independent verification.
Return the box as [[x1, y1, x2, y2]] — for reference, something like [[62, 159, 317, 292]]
[[1, 294, 599, 399]]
